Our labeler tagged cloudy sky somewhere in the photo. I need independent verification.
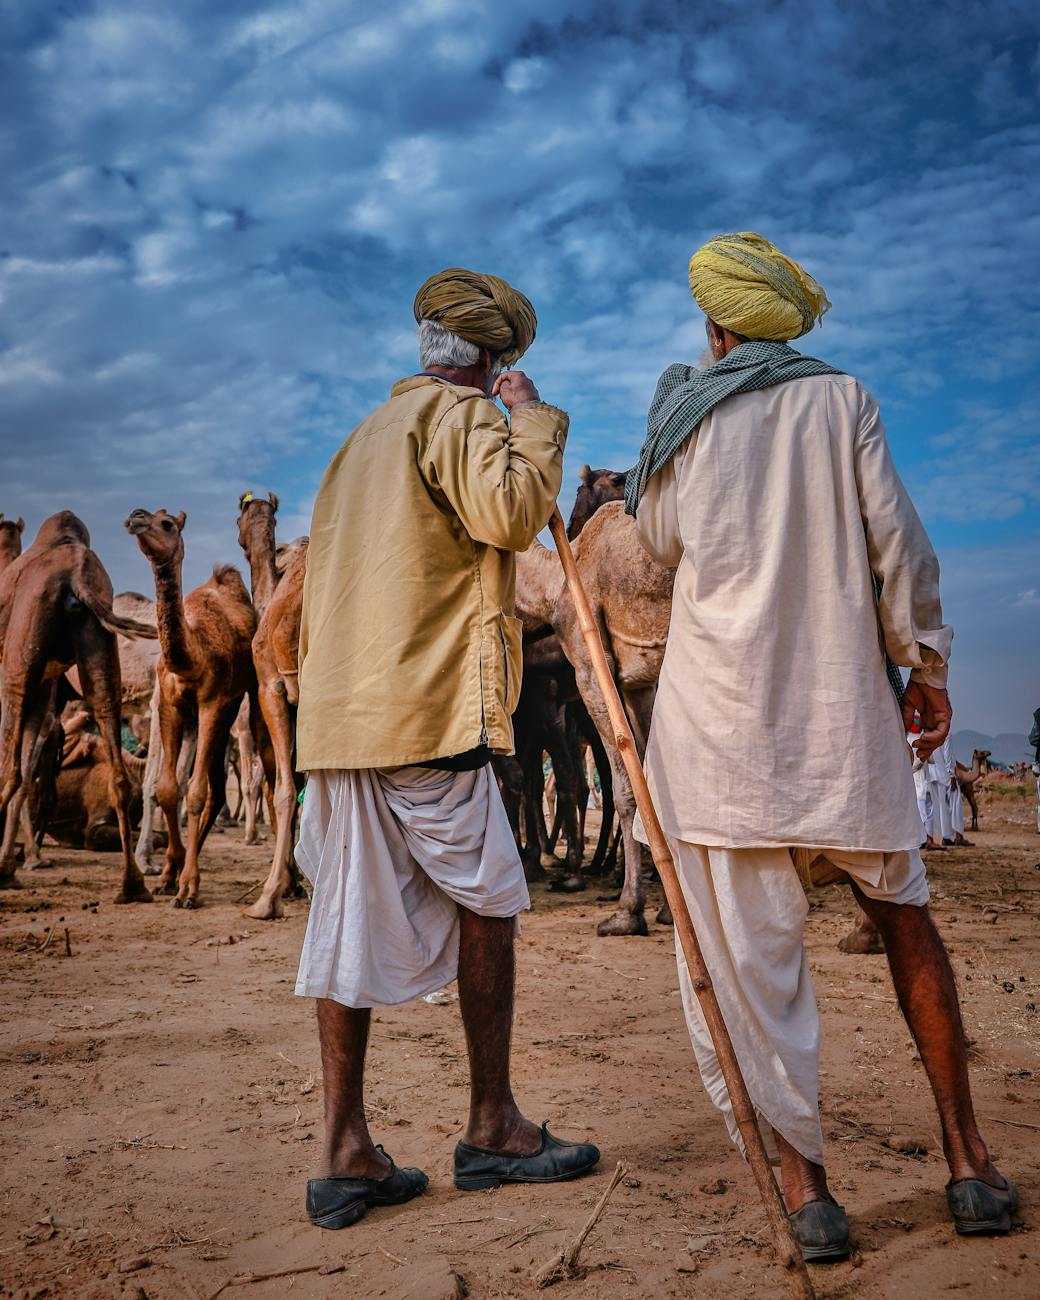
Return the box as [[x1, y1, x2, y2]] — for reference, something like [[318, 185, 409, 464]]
[[2, 0, 1038, 738]]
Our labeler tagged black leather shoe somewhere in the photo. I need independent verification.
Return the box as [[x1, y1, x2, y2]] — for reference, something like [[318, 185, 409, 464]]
[[453, 1122, 600, 1191], [946, 1176, 1019, 1235], [788, 1197, 850, 1262], [306, 1148, 428, 1229]]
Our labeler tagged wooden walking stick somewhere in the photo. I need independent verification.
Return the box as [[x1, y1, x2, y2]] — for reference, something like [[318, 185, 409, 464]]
[[547, 508, 815, 1300]]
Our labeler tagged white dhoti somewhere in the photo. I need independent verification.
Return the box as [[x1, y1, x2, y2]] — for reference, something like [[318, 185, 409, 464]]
[[911, 759, 932, 838], [948, 782, 965, 835], [670, 840, 929, 1165], [294, 765, 529, 1009]]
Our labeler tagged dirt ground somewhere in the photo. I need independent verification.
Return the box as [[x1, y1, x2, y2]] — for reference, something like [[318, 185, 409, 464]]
[[2, 792, 1039, 1300]]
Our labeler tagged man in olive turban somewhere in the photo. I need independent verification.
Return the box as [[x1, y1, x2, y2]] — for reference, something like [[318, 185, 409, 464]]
[[294, 268, 599, 1232], [632, 232, 1014, 1260]]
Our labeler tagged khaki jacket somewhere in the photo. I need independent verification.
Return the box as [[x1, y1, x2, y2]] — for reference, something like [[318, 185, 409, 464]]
[[296, 374, 568, 770]]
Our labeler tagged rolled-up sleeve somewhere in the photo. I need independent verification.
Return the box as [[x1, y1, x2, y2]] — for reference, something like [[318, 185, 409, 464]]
[[854, 393, 952, 687], [634, 435, 690, 568], [423, 396, 568, 552]]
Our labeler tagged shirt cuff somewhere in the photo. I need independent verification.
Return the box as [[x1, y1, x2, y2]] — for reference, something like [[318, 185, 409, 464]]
[[909, 664, 949, 689]]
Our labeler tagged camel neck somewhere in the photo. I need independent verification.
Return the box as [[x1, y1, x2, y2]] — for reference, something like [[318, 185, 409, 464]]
[[152, 557, 196, 678], [244, 530, 279, 616], [516, 542, 563, 626]]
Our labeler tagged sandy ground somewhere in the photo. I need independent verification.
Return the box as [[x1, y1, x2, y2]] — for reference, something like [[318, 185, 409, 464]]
[[2, 793, 1039, 1300]]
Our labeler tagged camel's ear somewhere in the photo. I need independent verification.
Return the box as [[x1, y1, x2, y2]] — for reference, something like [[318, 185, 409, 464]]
[[16, 517, 23, 532], [268, 491, 279, 513], [238, 491, 254, 511], [175, 511, 186, 531], [578, 464, 592, 485]]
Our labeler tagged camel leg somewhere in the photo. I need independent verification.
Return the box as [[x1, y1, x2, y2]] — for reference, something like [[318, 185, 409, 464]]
[[965, 786, 979, 832], [155, 703, 187, 895], [544, 721, 584, 880], [239, 729, 260, 845], [20, 800, 51, 869], [135, 681, 163, 872], [175, 700, 238, 908], [76, 623, 152, 904], [569, 658, 646, 936], [247, 684, 299, 920]]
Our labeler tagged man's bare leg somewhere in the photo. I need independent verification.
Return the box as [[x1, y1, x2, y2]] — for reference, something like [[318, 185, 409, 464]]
[[315, 999, 392, 1179], [852, 889, 1003, 1187], [457, 909, 542, 1154], [775, 1131, 831, 1213]]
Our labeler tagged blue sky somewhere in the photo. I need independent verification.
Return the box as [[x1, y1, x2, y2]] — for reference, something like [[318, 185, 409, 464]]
[[1, 0, 1038, 737]]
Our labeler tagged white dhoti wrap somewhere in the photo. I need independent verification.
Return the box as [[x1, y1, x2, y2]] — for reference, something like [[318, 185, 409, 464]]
[[670, 840, 929, 1165], [294, 765, 529, 1009]]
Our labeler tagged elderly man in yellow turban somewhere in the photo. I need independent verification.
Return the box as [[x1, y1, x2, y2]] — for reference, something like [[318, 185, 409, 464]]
[[631, 233, 1014, 1259], [293, 267, 599, 1231]]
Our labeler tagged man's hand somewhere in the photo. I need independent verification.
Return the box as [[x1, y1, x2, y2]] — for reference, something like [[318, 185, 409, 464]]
[[493, 369, 540, 410], [901, 679, 952, 762]]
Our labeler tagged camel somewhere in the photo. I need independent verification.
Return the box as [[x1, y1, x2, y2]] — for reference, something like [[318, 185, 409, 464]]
[[126, 507, 257, 907], [0, 514, 49, 868], [62, 589, 163, 861], [237, 492, 281, 617], [547, 503, 675, 934], [0, 515, 25, 572], [955, 748, 991, 832], [0, 511, 155, 900], [32, 730, 147, 850], [243, 541, 307, 919], [229, 695, 265, 845], [567, 466, 628, 540]]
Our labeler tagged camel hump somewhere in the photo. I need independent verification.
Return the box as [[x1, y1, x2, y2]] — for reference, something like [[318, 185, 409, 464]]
[[36, 510, 91, 549], [211, 564, 251, 600]]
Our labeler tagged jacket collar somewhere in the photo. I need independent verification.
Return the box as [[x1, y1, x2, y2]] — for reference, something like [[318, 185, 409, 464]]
[[391, 373, 487, 399]]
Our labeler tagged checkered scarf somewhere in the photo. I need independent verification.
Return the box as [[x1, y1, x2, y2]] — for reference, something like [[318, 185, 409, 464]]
[[625, 340, 844, 516]]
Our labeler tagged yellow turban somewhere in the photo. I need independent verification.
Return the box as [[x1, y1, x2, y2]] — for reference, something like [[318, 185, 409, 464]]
[[688, 232, 831, 340], [413, 267, 537, 367]]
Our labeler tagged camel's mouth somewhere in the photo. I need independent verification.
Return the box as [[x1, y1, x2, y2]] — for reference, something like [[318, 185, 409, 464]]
[[125, 509, 150, 535]]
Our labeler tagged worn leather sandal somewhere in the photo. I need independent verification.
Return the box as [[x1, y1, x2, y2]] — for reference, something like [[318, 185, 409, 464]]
[[946, 1176, 1019, 1235], [306, 1148, 428, 1229], [788, 1196, 850, 1262], [454, 1122, 600, 1190]]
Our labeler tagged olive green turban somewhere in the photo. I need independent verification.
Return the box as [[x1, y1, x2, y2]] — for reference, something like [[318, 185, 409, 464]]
[[688, 232, 831, 340], [413, 267, 537, 367]]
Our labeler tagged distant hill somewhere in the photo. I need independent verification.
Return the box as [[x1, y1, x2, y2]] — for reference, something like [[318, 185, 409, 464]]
[[951, 730, 1032, 767]]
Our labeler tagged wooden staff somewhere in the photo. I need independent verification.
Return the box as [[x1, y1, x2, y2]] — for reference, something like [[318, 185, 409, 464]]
[[547, 507, 815, 1300]]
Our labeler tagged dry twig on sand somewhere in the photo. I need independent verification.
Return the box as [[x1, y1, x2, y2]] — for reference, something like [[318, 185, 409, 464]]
[[534, 1161, 627, 1288], [207, 1263, 345, 1297]]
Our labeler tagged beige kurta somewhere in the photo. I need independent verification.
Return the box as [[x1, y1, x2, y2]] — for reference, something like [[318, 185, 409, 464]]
[[636, 374, 951, 851], [296, 375, 568, 770]]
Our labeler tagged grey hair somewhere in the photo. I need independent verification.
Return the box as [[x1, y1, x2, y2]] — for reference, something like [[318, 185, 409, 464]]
[[418, 318, 481, 369]]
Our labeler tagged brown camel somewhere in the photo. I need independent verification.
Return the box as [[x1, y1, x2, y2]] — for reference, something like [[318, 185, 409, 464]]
[[32, 731, 147, 851], [567, 466, 628, 540], [515, 502, 675, 935], [955, 748, 991, 831], [0, 511, 155, 900], [0, 515, 25, 572], [126, 508, 256, 907], [244, 541, 307, 919], [237, 492, 281, 617]]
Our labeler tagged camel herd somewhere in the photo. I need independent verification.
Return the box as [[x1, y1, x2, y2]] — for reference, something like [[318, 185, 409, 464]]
[[0, 474, 683, 935], [0, 480, 998, 937]]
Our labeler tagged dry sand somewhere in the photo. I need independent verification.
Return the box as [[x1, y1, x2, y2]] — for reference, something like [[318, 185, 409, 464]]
[[2, 793, 1038, 1299]]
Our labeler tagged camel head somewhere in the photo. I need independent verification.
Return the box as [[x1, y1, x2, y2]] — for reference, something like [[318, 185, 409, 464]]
[[0, 514, 24, 565], [125, 507, 186, 567], [236, 490, 279, 557], [567, 465, 627, 541], [974, 748, 992, 775]]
